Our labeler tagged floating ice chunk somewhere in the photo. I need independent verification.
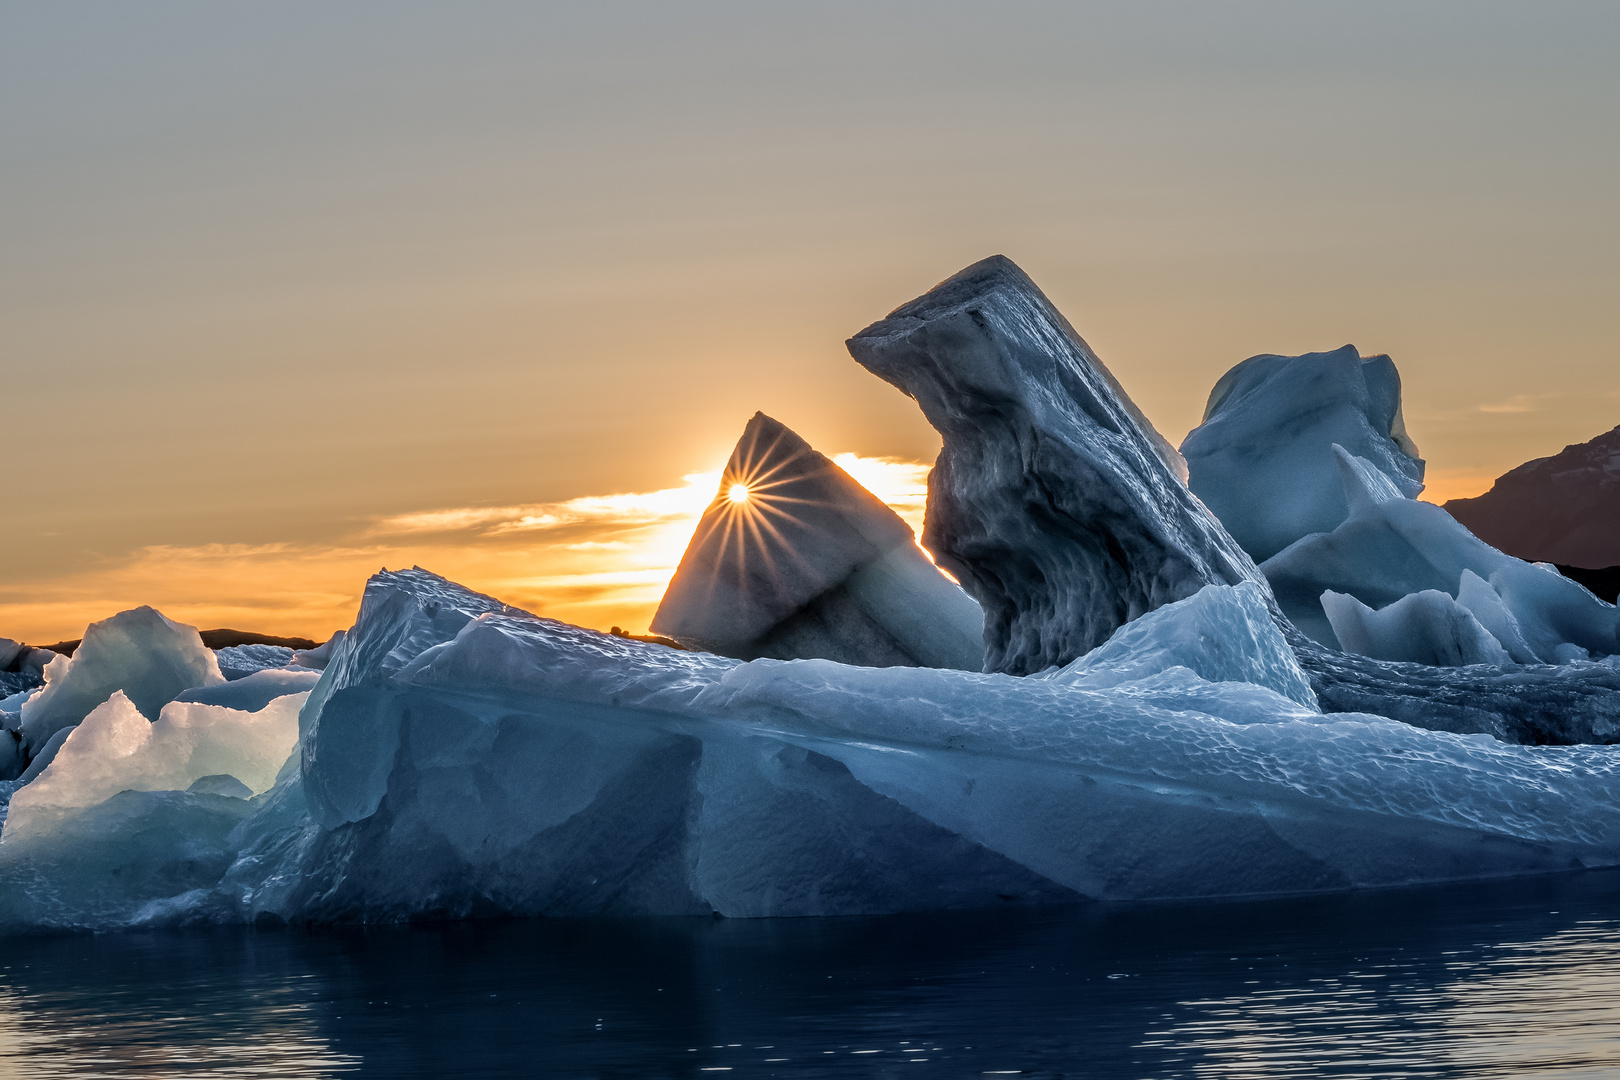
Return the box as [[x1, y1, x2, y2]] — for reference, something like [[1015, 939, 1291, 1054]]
[[652, 412, 983, 670], [1322, 590, 1513, 667], [175, 668, 321, 713], [1181, 346, 1426, 562], [19, 608, 225, 756], [0, 728, 21, 783], [4, 689, 304, 841], [1047, 582, 1318, 708], [215, 644, 296, 681]]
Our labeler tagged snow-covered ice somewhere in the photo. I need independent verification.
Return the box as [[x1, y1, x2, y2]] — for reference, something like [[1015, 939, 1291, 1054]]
[[652, 412, 983, 670], [1182, 345, 1426, 562]]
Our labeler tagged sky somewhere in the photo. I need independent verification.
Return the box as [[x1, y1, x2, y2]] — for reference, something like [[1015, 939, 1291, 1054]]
[[2, 1, 1617, 644]]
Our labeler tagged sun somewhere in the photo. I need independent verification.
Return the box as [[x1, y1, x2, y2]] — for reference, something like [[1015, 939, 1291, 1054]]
[[726, 482, 751, 505]]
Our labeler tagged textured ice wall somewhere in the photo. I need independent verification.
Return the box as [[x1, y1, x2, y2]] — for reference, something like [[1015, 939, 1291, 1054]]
[[1182, 346, 1426, 562], [652, 412, 983, 670], [19, 608, 224, 756], [845, 257, 1620, 743], [847, 256, 1259, 675], [249, 571, 1620, 923]]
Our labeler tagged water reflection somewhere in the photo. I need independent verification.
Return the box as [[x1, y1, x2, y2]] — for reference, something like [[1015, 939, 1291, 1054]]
[[3, 870, 1620, 1077]]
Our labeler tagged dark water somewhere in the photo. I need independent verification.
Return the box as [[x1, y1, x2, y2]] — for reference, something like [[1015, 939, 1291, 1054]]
[[6, 872, 1620, 1078]]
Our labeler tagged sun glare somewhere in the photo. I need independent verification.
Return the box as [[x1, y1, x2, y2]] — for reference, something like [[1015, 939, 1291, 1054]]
[[727, 483, 750, 505]]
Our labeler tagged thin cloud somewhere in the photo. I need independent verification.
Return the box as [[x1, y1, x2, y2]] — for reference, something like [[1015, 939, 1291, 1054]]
[[3, 455, 933, 644], [1477, 394, 1542, 415]]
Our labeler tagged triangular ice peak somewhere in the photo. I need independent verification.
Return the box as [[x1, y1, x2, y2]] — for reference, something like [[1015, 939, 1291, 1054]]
[[651, 412, 983, 669]]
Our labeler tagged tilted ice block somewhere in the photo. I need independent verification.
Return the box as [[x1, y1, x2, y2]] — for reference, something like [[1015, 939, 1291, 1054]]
[[1182, 347, 1425, 562], [1322, 590, 1512, 667], [847, 256, 1259, 675], [3, 689, 303, 842], [652, 412, 983, 670], [0, 787, 255, 931], [1047, 582, 1318, 709], [19, 607, 224, 756]]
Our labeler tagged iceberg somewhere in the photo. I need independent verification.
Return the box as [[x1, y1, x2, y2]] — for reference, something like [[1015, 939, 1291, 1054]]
[[1261, 445, 1619, 662], [175, 668, 321, 713], [1182, 345, 1426, 562], [18, 607, 224, 757], [847, 256, 1258, 675], [651, 412, 983, 670], [846, 256, 1620, 744], [5, 566, 1620, 930]]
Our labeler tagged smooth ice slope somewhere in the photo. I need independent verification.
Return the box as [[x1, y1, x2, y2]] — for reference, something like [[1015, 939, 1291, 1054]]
[[1182, 346, 1426, 562], [1048, 582, 1318, 708], [652, 412, 983, 670], [1262, 446, 1619, 661], [847, 256, 1259, 675], [19, 608, 224, 756]]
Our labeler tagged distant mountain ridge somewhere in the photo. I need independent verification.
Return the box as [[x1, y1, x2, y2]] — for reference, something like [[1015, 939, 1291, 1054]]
[[1445, 424, 1620, 570]]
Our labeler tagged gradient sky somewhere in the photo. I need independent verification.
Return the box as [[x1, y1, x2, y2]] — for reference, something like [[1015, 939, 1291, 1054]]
[[3, 2, 1617, 643]]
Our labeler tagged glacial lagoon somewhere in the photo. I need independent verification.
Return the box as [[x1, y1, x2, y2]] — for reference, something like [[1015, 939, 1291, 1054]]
[[5, 869, 1620, 1078]]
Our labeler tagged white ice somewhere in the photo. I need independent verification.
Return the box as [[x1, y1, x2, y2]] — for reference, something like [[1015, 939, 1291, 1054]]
[[19, 607, 224, 756], [4, 689, 303, 841]]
